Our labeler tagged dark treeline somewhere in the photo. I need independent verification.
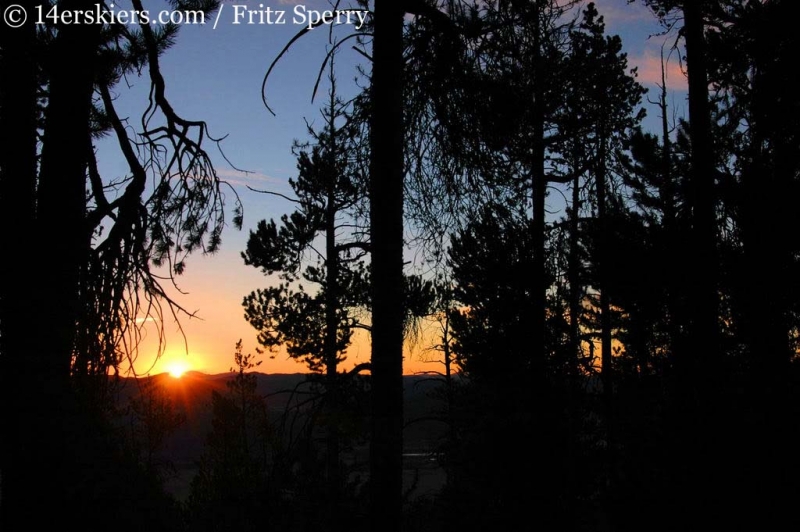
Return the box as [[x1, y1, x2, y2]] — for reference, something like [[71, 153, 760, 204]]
[[2, 0, 800, 531]]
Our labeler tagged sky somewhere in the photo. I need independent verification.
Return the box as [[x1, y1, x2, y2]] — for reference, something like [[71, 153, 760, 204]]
[[97, 0, 687, 377]]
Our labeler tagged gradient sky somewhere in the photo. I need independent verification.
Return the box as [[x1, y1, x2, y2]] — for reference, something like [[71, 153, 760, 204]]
[[97, 0, 687, 377]]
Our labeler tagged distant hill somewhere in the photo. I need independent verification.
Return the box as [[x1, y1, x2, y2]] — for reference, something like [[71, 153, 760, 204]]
[[112, 372, 451, 499]]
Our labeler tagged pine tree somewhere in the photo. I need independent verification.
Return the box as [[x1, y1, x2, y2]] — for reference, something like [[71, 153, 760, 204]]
[[188, 341, 270, 532], [243, 69, 369, 528]]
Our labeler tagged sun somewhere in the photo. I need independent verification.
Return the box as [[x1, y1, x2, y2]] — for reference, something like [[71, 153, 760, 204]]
[[166, 360, 189, 379]]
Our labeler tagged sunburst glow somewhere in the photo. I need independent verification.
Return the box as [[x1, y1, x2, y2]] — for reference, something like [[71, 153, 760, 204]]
[[166, 360, 189, 379]]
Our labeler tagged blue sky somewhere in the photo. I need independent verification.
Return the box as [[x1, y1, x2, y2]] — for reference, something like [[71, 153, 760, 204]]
[[97, 0, 688, 376]]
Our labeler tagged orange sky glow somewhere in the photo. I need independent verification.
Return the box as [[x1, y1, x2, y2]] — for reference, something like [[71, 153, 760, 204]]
[[112, 0, 679, 380], [124, 249, 444, 377]]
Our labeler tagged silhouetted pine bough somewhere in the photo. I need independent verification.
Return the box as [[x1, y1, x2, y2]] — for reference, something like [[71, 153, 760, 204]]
[[1, 0, 240, 528], [4, 1, 800, 530]]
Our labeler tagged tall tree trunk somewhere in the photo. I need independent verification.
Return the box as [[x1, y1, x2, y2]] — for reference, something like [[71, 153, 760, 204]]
[[658, 53, 675, 232], [530, 0, 547, 386], [325, 82, 342, 525], [684, 0, 718, 384], [369, 1, 405, 530], [528, 3, 559, 526], [32, 1, 100, 525], [682, 1, 720, 526], [0, 4, 39, 524], [739, 2, 796, 522]]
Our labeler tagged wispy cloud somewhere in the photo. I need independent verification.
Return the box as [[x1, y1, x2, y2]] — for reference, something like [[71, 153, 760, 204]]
[[629, 46, 687, 90], [216, 167, 286, 189]]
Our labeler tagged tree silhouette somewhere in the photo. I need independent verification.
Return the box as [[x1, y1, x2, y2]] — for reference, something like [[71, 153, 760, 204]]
[[305, 1, 800, 528], [124, 377, 185, 480], [561, 3, 646, 490], [367, 2, 406, 529], [243, 65, 370, 528], [258, 5, 449, 525], [704, 1, 800, 525], [618, 122, 690, 377], [449, 204, 537, 383], [616, 40, 688, 376], [243, 70, 368, 373], [188, 341, 271, 532], [445, 201, 594, 529], [0, 0, 240, 525], [629, 2, 729, 527]]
